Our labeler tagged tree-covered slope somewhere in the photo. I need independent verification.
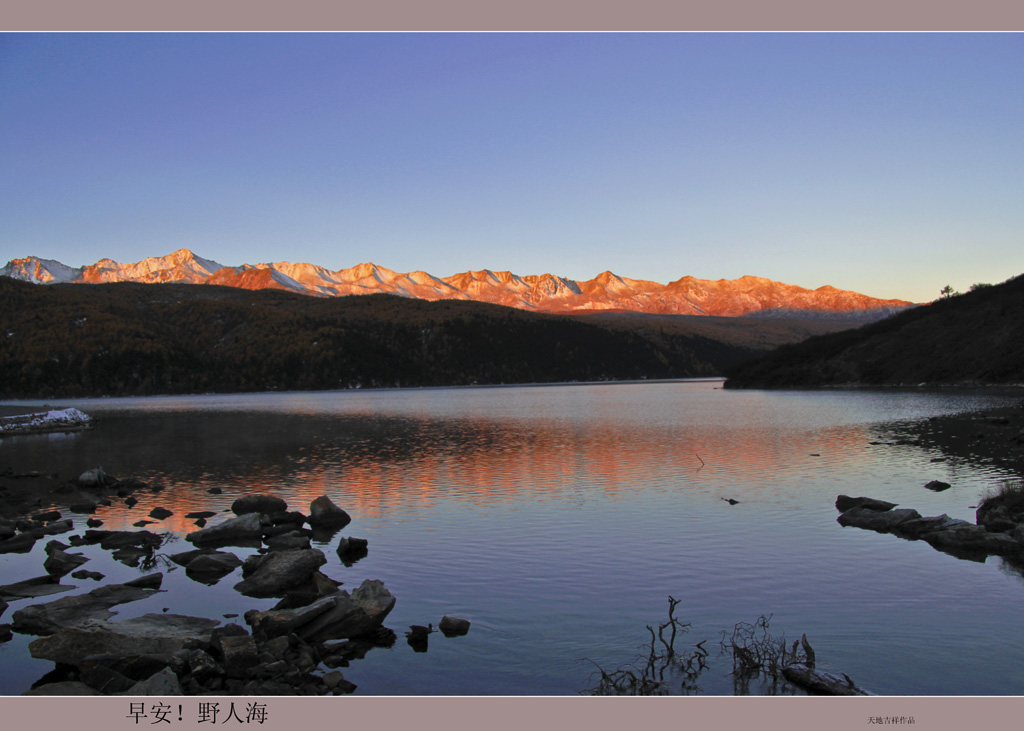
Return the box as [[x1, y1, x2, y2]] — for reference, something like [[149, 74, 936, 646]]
[[0, 278, 765, 398], [724, 275, 1024, 389]]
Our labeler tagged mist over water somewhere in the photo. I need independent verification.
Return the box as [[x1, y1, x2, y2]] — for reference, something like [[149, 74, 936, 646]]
[[2, 380, 1023, 695]]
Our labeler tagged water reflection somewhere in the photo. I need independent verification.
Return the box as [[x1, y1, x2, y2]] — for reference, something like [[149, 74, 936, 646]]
[[4, 382, 1024, 696]]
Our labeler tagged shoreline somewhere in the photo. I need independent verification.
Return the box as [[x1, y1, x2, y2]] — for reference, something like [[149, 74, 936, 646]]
[[885, 401, 1024, 479]]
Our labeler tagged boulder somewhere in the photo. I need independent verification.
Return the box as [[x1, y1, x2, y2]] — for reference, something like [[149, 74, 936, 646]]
[[920, 524, 1022, 555], [149, 507, 173, 520], [270, 572, 343, 610], [78, 468, 115, 487], [245, 595, 339, 640], [184, 551, 243, 583], [121, 666, 185, 696], [79, 660, 137, 694], [187, 649, 223, 684], [837, 507, 922, 533], [893, 514, 969, 539], [977, 492, 1024, 532], [336, 537, 369, 558], [0, 532, 37, 554], [835, 495, 898, 513], [169, 548, 216, 567], [308, 496, 351, 528], [232, 495, 288, 517], [43, 540, 90, 576], [247, 579, 395, 643], [185, 513, 264, 545], [233, 549, 327, 597], [83, 529, 164, 551], [296, 580, 396, 643], [31, 519, 75, 537], [219, 634, 259, 678], [265, 531, 311, 552], [71, 570, 105, 581], [924, 480, 952, 492]]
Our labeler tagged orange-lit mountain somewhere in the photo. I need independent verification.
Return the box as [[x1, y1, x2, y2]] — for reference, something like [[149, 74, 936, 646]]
[[1, 249, 914, 319]]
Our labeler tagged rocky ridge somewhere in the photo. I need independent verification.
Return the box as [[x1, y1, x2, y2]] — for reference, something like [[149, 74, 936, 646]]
[[1, 249, 914, 320]]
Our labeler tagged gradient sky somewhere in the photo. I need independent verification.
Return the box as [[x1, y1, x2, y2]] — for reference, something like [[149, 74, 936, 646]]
[[1, 32, 1021, 303]]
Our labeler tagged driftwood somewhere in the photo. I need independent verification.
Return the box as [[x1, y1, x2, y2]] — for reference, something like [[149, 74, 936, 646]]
[[782, 663, 874, 696]]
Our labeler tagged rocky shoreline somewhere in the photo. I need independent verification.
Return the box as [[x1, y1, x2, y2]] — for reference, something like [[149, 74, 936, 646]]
[[0, 469, 471, 696]]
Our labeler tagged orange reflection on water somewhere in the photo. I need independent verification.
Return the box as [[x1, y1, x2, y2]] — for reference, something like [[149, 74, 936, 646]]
[[86, 410, 881, 534]]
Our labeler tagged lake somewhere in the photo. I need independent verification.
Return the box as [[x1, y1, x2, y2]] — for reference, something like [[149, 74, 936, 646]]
[[1, 379, 1023, 696]]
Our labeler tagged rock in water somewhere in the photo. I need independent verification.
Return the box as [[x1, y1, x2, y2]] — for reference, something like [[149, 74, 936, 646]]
[[439, 616, 471, 637], [835, 495, 898, 512], [185, 513, 264, 545], [309, 496, 351, 528], [78, 468, 114, 487], [233, 549, 328, 597]]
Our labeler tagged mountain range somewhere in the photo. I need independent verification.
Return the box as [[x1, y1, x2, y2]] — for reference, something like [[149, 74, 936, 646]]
[[1, 249, 914, 320]]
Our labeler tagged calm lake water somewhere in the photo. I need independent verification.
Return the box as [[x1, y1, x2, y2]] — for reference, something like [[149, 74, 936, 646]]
[[2, 379, 1024, 696]]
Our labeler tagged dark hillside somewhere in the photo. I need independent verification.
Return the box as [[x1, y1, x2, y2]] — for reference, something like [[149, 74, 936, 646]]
[[724, 275, 1024, 389], [0, 278, 768, 398]]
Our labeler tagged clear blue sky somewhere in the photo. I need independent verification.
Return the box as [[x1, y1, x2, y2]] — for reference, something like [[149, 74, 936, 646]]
[[1, 32, 1021, 302]]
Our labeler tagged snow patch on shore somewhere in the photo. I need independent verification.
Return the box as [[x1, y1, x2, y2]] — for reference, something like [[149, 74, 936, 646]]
[[0, 407, 91, 433]]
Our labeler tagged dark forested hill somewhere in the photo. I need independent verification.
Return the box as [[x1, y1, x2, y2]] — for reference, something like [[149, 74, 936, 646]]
[[0, 277, 829, 398], [724, 275, 1024, 389]]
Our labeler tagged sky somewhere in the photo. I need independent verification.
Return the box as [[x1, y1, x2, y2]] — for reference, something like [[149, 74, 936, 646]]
[[0, 32, 1021, 303]]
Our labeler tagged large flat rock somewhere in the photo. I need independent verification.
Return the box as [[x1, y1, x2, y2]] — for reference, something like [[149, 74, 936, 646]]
[[29, 613, 221, 666], [11, 574, 164, 636]]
